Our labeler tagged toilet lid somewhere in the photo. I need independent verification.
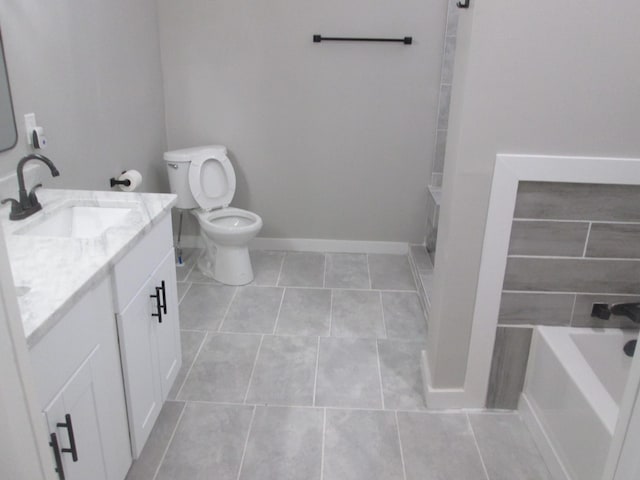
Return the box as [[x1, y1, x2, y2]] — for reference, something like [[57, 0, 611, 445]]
[[188, 153, 236, 210]]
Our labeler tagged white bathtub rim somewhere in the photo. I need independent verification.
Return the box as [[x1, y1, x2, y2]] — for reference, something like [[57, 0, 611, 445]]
[[519, 393, 571, 480], [536, 326, 620, 434]]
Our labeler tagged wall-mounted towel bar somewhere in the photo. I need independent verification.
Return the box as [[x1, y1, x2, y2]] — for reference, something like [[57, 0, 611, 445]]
[[313, 34, 412, 45]]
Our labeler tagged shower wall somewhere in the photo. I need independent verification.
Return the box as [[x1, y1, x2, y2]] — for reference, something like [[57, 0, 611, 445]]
[[425, 0, 459, 259]]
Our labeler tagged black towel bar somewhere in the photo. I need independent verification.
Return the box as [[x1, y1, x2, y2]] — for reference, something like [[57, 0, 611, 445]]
[[313, 34, 412, 45]]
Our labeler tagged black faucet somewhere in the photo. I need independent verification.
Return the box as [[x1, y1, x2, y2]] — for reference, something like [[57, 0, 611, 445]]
[[1, 154, 60, 220], [610, 303, 640, 323]]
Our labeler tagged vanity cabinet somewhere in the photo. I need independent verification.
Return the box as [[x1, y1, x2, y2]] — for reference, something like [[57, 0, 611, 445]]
[[30, 278, 132, 480], [113, 215, 181, 458]]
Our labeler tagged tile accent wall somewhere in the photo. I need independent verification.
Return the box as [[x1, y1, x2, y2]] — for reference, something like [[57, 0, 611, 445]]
[[487, 181, 640, 409], [424, 1, 459, 258], [430, 0, 459, 187]]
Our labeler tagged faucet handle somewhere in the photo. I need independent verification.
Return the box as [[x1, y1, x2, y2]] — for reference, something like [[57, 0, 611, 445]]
[[28, 183, 43, 200], [1, 197, 20, 215]]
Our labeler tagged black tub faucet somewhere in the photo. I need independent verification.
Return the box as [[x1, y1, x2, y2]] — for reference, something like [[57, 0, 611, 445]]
[[610, 303, 640, 323], [1, 154, 60, 220]]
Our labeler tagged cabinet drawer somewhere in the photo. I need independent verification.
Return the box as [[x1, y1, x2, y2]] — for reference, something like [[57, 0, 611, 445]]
[[112, 214, 173, 311]]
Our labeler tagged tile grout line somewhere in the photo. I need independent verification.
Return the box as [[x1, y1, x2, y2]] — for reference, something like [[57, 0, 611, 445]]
[[394, 411, 408, 480], [322, 253, 327, 288], [151, 400, 188, 480], [379, 291, 388, 339], [312, 336, 321, 407], [466, 412, 492, 480], [271, 287, 286, 334], [328, 290, 334, 337], [235, 405, 257, 480], [275, 252, 286, 287], [217, 287, 239, 332], [375, 340, 386, 410], [181, 397, 453, 414], [243, 335, 265, 403], [582, 221, 592, 258], [177, 282, 192, 305], [175, 332, 209, 400], [184, 281, 416, 293], [320, 408, 327, 480], [568, 294, 578, 327]]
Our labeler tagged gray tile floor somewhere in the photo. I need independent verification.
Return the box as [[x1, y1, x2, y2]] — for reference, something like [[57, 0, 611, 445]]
[[126, 249, 552, 480]]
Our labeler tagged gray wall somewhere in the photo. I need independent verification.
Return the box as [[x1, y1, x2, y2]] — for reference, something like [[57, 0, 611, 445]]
[[488, 181, 640, 409], [157, 0, 447, 243], [0, 0, 167, 194], [427, 0, 640, 389]]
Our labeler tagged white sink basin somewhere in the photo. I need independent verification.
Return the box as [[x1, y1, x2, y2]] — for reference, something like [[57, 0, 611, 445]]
[[17, 205, 131, 238]]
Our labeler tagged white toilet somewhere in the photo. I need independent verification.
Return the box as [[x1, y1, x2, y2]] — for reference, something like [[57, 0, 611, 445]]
[[164, 145, 263, 285]]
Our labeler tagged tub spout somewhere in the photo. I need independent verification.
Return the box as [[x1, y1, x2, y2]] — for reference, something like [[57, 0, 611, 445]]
[[610, 303, 640, 323]]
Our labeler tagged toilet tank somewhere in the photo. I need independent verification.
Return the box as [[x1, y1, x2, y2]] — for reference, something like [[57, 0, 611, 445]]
[[164, 151, 198, 210]]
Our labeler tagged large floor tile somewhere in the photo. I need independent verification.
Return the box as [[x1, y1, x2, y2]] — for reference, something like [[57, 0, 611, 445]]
[[397, 412, 487, 480], [324, 253, 370, 289], [368, 254, 416, 291], [378, 340, 425, 410], [178, 283, 236, 331], [250, 250, 285, 286], [220, 286, 284, 333], [278, 252, 325, 287], [125, 401, 185, 480], [239, 407, 323, 480], [276, 288, 331, 336], [469, 413, 552, 480], [315, 338, 382, 408], [245, 336, 317, 405], [323, 409, 404, 480], [381, 291, 427, 341], [178, 333, 261, 402], [155, 403, 254, 480], [167, 330, 207, 400], [331, 290, 385, 338]]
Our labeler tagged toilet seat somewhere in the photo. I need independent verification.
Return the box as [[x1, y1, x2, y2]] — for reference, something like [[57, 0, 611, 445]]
[[188, 152, 236, 211]]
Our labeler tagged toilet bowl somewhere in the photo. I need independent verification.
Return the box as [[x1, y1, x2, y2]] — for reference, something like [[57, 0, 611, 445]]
[[164, 146, 263, 285]]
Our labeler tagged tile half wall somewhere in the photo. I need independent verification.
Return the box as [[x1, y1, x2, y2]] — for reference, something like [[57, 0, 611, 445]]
[[488, 181, 640, 409]]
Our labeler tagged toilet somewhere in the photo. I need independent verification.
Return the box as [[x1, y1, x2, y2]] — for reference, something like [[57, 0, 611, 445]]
[[164, 145, 263, 285]]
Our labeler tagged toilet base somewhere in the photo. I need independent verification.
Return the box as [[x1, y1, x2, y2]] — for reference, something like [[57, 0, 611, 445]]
[[212, 245, 254, 285]]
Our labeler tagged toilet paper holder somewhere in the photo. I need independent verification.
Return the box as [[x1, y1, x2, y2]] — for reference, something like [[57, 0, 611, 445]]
[[109, 171, 131, 188]]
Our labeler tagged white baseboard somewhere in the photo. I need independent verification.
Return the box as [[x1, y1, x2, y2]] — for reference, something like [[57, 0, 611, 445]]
[[420, 350, 470, 409], [519, 393, 570, 480], [175, 235, 408, 254]]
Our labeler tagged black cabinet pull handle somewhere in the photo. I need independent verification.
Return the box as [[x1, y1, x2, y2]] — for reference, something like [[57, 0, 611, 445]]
[[160, 280, 167, 315], [57, 414, 78, 462], [49, 432, 66, 480], [150, 288, 163, 323]]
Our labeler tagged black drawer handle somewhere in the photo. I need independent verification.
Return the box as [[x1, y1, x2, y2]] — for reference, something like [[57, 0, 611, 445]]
[[57, 414, 78, 462], [150, 287, 163, 323], [160, 280, 167, 315], [49, 432, 66, 480]]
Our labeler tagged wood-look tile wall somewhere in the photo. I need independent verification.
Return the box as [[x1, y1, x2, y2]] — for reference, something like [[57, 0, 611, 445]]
[[488, 181, 640, 409]]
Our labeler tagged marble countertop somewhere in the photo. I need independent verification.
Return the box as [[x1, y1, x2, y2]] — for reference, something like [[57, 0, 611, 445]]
[[1, 188, 176, 347]]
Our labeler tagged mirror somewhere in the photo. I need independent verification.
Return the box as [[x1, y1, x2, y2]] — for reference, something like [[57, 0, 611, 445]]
[[0, 29, 17, 153]]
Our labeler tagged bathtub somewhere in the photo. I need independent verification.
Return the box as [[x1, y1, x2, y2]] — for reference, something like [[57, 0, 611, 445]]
[[519, 326, 637, 480]]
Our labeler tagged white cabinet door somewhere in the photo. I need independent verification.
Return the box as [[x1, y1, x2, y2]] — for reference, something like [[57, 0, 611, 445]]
[[44, 347, 108, 480], [116, 248, 182, 457], [116, 277, 163, 457], [152, 250, 181, 400]]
